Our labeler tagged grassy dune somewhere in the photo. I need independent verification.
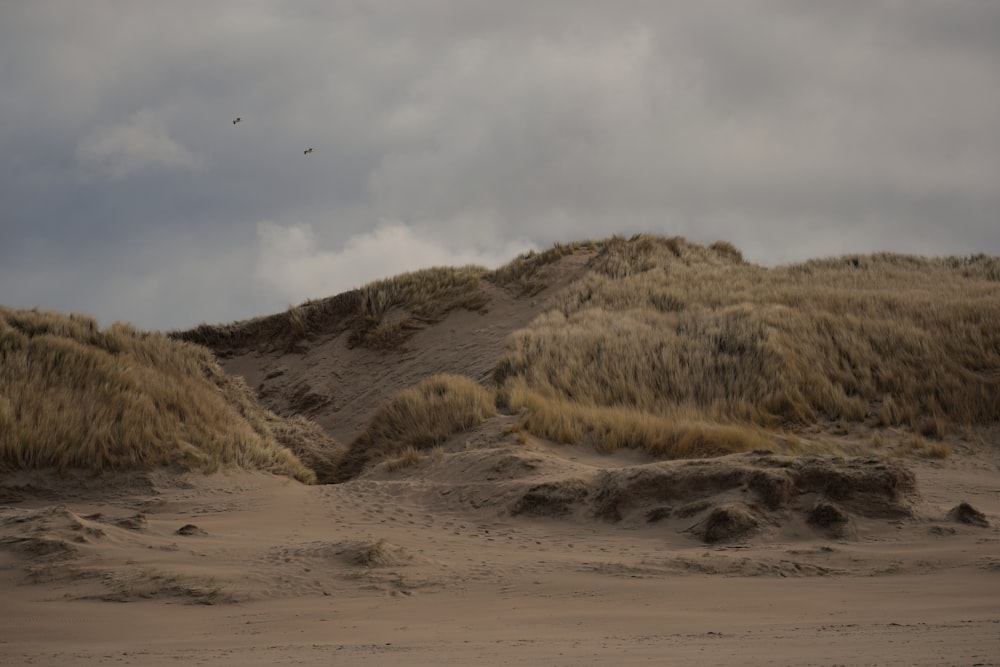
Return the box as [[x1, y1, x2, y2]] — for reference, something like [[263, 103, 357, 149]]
[[10, 234, 996, 481], [0, 308, 331, 482], [495, 235, 1000, 455]]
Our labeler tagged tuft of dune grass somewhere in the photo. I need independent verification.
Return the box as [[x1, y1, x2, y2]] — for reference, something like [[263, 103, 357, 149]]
[[334, 375, 496, 480], [502, 379, 774, 458], [0, 307, 329, 482], [487, 240, 600, 296], [350, 266, 491, 349]]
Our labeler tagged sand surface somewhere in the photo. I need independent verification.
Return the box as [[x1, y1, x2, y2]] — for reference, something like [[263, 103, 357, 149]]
[[4, 253, 999, 664], [2, 437, 999, 666]]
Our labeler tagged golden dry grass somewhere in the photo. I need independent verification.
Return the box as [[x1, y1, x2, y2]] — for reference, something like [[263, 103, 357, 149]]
[[173, 290, 363, 354], [494, 235, 1000, 454], [487, 240, 600, 296], [334, 375, 496, 480], [82, 233, 1000, 478], [503, 379, 774, 457], [349, 266, 490, 349], [0, 307, 328, 481], [177, 266, 492, 353]]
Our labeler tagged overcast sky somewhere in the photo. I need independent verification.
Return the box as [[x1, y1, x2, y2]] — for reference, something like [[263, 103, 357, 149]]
[[2, 1, 998, 331]]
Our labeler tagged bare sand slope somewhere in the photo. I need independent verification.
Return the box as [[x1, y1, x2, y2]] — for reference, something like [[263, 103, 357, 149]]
[[2, 430, 998, 666], [218, 251, 593, 444]]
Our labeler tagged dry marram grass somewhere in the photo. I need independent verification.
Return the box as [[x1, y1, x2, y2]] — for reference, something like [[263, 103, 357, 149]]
[[495, 235, 1000, 454], [334, 375, 496, 480], [0, 307, 330, 482], [18, 234, 996, 483], [177, 266, 492, 353]]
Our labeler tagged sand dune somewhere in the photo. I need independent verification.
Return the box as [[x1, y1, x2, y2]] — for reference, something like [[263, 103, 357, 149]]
[[3, 237, 999, 664]]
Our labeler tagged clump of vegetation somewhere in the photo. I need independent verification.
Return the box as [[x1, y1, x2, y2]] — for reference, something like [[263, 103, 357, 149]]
[[0, 307, 328, 482], [334, 375, 496, 480], [349, 266, 491, 349], [178, 266, 493, 353], [494, 234, 1000, 454], [174, 290, 362, 354], [384, 445, 444, 472], [501, 378, 773, 458], [487, 240, 599, 296], [266, 413, 346, 483]]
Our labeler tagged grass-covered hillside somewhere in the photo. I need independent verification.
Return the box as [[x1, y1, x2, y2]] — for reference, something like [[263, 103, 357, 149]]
[[182, 234, 999, 479], [495, 236, 1000, 457], [6, 235, 998, 483], [0, 308, 340, 482]]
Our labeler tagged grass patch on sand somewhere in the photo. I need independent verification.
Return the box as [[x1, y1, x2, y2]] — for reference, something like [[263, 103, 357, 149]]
[[334, 375, 495, 480], [502, 379, 773, 457], [487, 240, 599, 296], [385, 445, 444, 472], [349, 266, 491, 349], [0, 307, 337, 482], [177, 265, 492, 353]]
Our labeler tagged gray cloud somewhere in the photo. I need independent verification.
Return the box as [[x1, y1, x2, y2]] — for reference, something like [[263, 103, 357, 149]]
[[76, 108, 203, 180], [2, 1, 997, 330]]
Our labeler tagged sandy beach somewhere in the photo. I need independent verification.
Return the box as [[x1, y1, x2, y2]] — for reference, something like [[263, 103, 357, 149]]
[[3, 436, 998, 666]]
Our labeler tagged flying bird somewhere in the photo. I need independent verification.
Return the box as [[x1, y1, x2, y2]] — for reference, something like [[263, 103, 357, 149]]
[[304, 148, 314, 155], [232, 117, 241, 125]]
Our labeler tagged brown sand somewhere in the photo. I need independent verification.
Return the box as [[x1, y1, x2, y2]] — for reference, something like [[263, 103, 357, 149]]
[[4, 254, 999, 665], [2, 436, 998, 666]]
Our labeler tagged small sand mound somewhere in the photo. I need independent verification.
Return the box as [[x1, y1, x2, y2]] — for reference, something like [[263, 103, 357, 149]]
[[511, 480, 589, 517], [487, 453, 544, 480], [115, 513, 148, 531], [1, 505, 109, 545], [590, 453, 916, 524], [502, 452, 918, 543], [645, 506, 673, 523], [746, 469, 796, 510], [699, 503, 763, 543], [0, 534, 80, 559], [807, 500, 851, 538], [591, 463, 744, 522], [808, 499, 850, 527], [949, 502, 989, 527], [346, 539, 414, 568]]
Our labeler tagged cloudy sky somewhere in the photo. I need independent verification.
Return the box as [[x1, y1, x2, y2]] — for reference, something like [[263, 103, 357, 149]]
[[2, 1, 998, 331]]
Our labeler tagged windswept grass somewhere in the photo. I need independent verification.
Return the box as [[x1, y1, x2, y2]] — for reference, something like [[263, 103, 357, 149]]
[[495, 235, 1000, 453], [503, 379, 773, 457], [334, 374, 496, 480], [384, 445, 444, 472], [0, 307, 331, 482], [487, 240, 599, 296], [178, 266, 492, 353], [178, 242, 610, 354], [174, 290, 363, 354], [350, 266, 490, 349]]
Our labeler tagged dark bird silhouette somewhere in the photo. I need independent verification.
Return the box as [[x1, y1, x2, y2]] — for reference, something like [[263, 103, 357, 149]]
[[232, 117, 241, 125], [304, 148, 314, 155]]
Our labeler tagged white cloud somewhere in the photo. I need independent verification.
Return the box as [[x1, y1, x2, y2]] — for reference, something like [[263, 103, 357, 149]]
[[254, 220, 536, 304], [75, 108, 202, 180]]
